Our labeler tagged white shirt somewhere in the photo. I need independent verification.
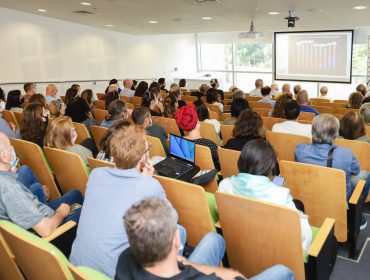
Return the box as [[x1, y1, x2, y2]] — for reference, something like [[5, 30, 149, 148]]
[[272, 120, 312, 138], [249, 88, 262, 96], [121, 88, 135, 97]]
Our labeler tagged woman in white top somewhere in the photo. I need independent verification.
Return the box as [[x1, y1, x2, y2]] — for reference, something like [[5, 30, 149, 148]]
[[194, 100, 221, 136], [206, 88, 223, 113]]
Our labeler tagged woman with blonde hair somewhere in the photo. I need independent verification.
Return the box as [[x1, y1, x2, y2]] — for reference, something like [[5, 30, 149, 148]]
[[44, 116, 93, 163]]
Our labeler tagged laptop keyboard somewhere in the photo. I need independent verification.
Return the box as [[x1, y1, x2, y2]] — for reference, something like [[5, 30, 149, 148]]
[[161, 158, 193, 174]]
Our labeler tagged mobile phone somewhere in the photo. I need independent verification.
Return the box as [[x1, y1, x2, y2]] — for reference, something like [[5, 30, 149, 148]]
[[69, 203, 82, 215], [272, 176, 285, 186], [10, 157, 19, 170]]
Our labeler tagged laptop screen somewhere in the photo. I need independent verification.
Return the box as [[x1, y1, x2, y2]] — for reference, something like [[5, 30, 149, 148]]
[[169, 134, 196, 164]]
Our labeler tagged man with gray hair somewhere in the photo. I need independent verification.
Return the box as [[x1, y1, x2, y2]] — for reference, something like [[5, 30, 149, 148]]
[[115, 197, 295, 280], [296, 90, 320, 116], [121, 78, 135, 97], [274, 83, 291, 100], [295, 114, 370, 229], [45, 84, 62, 109], [249, 79, 264, 96]]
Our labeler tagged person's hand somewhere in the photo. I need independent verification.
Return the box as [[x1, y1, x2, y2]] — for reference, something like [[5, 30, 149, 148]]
[[141, 159, 154, 176], [56, 203, 70, 218], [157, 102, 164, 112], [9, 122, 17, 131], [127, 109, 133, 115]]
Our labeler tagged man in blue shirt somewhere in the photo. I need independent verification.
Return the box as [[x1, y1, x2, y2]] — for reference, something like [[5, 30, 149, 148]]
[[296, 90, 320, 116]]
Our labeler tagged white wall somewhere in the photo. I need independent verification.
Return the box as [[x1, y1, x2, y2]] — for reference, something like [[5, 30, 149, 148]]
[[0, 7, 197, 94]]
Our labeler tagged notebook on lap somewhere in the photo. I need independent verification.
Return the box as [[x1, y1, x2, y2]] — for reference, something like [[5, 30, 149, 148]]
[[154, 134, 200, 182]]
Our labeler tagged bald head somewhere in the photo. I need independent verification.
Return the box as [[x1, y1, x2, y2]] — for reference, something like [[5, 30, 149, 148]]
[[46, 84, 58, 97], [123, 79, 133, 89], [271, 83, 279, 92], [108, 84, 118, 93], [320, 86, 328, 96], [282, 84, 291, 94]]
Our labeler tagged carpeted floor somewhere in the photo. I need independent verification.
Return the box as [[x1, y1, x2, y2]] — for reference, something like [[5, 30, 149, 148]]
[[330, 204, 370, 280]]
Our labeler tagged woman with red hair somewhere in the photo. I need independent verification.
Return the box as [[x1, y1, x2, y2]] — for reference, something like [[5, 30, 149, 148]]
[[175, 104, 220, 170]]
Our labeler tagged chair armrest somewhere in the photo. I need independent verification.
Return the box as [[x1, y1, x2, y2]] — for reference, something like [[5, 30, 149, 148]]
[[307, 218, 338, 279], [42, 221, 77, 242], [215, 221, 221, 229], [349, 179, 365, 205], [308, 218, 335, 257]]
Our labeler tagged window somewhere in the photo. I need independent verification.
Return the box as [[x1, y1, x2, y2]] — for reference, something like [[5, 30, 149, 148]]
[[235, 44, 272, 72], [200, 44, 232, 71]]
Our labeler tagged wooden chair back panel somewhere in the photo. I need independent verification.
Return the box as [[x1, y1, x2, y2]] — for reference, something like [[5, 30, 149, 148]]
[[154, 176, 214, 247], [89, 125, 108, 150], [253, 108, 271, 117], [312, 106, 333, 114], [96, 93, 105, 100], [334, 100, 348, 104], [366, 126, 370, 138], [245, 96, 261, 101], [162, 118, 181, 136], [93, 100, 106, 110], [221, 113, 231, 121], [0, 224, 71, 280], [220, 124, 234, 145], [0, 233, 25, 280], [261, 117, 285, 131], [209, 111, 218, 120], [215, 192, 305, 280], [249, 101, 272, 109], [224, 105, 231, 111], [334, 138, 370, 171], [218, 147, 240, 178], [126, 103, 134, 110], [60, 96, 66, 103], [199, 122, 219, 145], [91, 109, 108, 122], [310, 98, 330, 104], [119, 95, 130, 103], [206, 104, 222, 120], [130, 97, 142, 106], [182, 95, 198, 102], [224, 98, 232, 105], [266, 131, 311, 162], [13, 111, 23, 127], [334, 108, 358, 115], [44, 147, 89, 196], [299, 112, 315, 121], [195, 144, 218, 193], [145, 135, 166, 158], [73, 122, 91, 145], [279, 161, 347, 241], [2, 110, 18, 129], [10, 138, 61, 200], [87, 158, 115, 170]]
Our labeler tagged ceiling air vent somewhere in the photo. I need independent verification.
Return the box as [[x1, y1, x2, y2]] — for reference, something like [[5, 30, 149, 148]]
[[185, 0, 221, 4], [73, 10, 96, 15]]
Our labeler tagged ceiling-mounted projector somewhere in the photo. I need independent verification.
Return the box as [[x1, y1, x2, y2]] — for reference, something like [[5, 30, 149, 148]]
[[285, 10, 299, 28], [239, 21, 264, 39]]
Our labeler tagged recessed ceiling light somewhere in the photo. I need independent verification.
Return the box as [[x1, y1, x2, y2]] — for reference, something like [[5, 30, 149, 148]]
[[37, 9, 47, 12], [201, 17, 212, 20], [105, 24, 113, 27], [268, 11, 280, 15], [81, 2, 92, 5], [148, 20, 158, 24], [353, 5, 368, 10]]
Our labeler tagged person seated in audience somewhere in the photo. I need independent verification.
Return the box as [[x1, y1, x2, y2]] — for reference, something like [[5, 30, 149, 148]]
[[5, 90, 24, 112], [191, 83, 210, 98], [270, 93, 294, 118], [134, 81, 149, 97], [158, 78, 168, 93], [169, 88, 186, 108], [141, 87, 164, 117], [362, 96, 370, 104], [224, 110, 263, 151], [65, 89, 98, 130], [29, 93, 50, 115], [231, 90, 245, 103], [170, 83, 179, 92], [210, 78, 224, 100], [0, 117, 19, 139], [347, 91, 363, 109], [356, 84, 367, 97], [131, 80, 138, 91], [270, 83, 279, 95], [175, 104, 220, 170], [249, 79, 263, 96], [71, 84, 81, 96], [149, 82, 160, 92], [69, 125, 177, 277], [229, 85, 239, 93], [219, 139, 312, 254], [319, 86, 331, 101], [44, 116, 94, 164], [23, 82, 36, 101], [258, 86, 276, 107], [64, 87, 78, 106], [132, 106, 169, 155], [295, 114, 370, 228], [293, 84, 301, 96], [20, 103, 48, 147], [272, 101, 312, 138], [105, 90, 119, 110], [223, 98, 249, 125], [360, 103, 370, 125], [105, 79, 121, 94], [194, 100, 220, 138], [274, 83, 291, 100], [296, 90, 320, 116], [179, 78, 187, 91], [81, 89, 94, 109], [0, 87, 5, 112], [339, 112, 370, 143], [163, 94, 178, 119], [206, 88, 223, 113], [96, 120, 130, 162], [45, 84, 63, 110], [101, 100, 130, 128], [121, 78, 135, 97], [116, 197, 294, 280], [0, 132, 83, 237]]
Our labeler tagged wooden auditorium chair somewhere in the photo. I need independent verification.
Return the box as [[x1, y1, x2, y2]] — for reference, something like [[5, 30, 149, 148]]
[[220, 124, 234, 145], [217, 147, 240, 178], [145, 135, 166, 158], [262, 117, 285, 131], [90, 125, 108, 150], [199, 122, 219, 145], [87, 158, 115, 171], [72, 122, 91, 145], [91, 109, 108, 122]]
